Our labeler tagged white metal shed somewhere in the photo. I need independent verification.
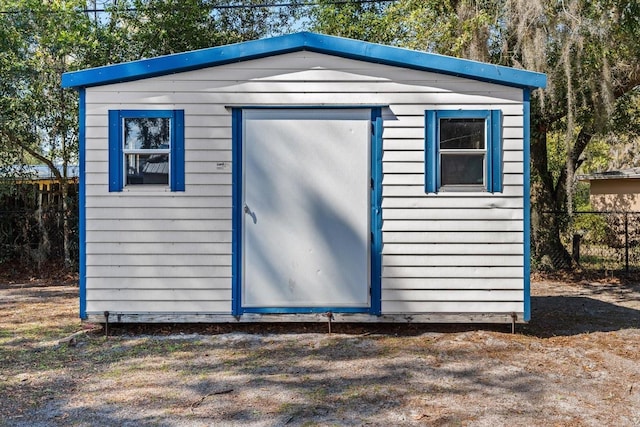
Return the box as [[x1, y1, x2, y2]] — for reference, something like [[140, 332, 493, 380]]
[[62, 32, 546, 324]]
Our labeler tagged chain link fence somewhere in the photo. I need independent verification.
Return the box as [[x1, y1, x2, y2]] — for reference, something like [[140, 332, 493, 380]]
[[1, 184, 638, 274], [547, 211, 640, 272]]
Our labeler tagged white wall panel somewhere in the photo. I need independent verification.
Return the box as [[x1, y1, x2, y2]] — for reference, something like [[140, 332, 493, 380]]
[[383, 231, 523, 244], [382, 243, 523, 255], [86, 231, 232, 243], [86, 277, 231, 289], [382, 278, 523, 290], [382, 301, 523, 313], [86, 242, 231, 254]]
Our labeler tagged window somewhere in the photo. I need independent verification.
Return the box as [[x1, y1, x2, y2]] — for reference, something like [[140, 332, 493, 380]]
[[108, 110, 184, 192], [425, 110, 502, 193]]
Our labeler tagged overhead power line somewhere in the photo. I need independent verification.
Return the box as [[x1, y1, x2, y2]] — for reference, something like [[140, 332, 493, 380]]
[[0, 0, 399, 14]]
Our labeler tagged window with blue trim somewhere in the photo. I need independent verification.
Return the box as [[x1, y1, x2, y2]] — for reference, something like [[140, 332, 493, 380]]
[[108, 110, 185, 192], [425, 110, 502, 193]]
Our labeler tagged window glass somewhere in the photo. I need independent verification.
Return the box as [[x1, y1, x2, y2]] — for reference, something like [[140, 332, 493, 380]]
[[441, 154, 484, 185], [125, 153, 169, 185], [123, 118, 170, 150], [439, 118, 486, 189], [123, 117, 171, 186], [440, 118, 485, 149]]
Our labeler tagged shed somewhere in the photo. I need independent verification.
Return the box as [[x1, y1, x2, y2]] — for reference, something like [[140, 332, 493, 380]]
[[578, 168, 640, 212], [62, 32, 546, 324]]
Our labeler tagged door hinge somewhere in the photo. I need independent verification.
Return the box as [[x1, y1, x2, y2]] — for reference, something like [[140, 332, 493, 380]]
[[370, 178, 374, 189]]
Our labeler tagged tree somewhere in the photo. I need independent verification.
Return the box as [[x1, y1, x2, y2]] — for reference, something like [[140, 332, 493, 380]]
[[501, 0, 640, 268], [84, 0, 299, 65], [309, 0, 396, 43], [0, 0, 298, 270], [0, 0, 98, 268], [307, 0, 640, 269]]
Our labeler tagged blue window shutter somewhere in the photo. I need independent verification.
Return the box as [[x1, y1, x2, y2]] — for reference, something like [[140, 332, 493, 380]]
[[425, 110, 438, 193], [108, 110, 122, 192], [490, 109, 503, 193], [171, 110, 185, 191]]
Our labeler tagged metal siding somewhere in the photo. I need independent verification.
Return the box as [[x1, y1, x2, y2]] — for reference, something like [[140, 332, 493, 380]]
[[86, 300, 232, 313], [382, 301, 524, 313], [82, 51, 526, 320]]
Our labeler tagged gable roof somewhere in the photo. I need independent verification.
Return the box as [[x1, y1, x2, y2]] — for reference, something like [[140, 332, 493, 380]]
[[62, 32, 546, 90]]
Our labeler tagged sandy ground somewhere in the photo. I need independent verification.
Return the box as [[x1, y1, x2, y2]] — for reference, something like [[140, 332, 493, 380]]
[[0, 275, 639, 426]]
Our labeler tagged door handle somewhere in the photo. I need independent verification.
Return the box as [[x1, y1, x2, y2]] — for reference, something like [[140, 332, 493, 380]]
[[244, 204, 257, 224]]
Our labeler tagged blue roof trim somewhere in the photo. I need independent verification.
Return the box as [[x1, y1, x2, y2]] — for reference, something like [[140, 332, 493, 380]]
[[62, 32, 546, 90]]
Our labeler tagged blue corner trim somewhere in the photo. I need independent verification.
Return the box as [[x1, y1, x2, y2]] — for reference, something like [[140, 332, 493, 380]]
[[523, 89, 532, 321], [79, 89, 87, 320], [231, 108, 243, 316], [62, 32, 546, 90], [371, 108, 383, 316]]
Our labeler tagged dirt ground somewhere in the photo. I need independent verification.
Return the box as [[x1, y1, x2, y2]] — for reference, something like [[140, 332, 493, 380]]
[[1, 273, 639, 426]]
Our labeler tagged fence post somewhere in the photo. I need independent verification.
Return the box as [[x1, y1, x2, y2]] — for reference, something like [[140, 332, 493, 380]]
[[572, 233, 581, 264], [625, 213, 629, 273]]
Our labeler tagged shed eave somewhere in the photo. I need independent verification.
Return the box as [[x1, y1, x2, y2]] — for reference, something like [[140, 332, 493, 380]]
[[61, 32, 547, 90]]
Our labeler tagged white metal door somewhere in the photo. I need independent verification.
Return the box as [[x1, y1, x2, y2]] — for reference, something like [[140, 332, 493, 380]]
[[242, 109, 371, 309]]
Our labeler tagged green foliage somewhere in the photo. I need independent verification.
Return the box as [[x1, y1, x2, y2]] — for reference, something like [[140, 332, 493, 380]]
[[309, 0, 396, 44], [579, 138, 611, 175], [0, 0, 297, 268], [0, 0, 95, 177], [87, 0, 299, 65]]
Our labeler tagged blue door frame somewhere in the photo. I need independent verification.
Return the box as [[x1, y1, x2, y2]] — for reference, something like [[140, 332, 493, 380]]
[[231, 107, 383, 316]]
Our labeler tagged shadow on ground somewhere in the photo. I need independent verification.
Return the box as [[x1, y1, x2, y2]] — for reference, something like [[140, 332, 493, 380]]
[[523, 295, 640, 337]]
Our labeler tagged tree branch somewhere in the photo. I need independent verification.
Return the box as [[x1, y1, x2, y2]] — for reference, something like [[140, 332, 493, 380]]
[[2, 129, 63, 182], [554, 127, 594, 207]]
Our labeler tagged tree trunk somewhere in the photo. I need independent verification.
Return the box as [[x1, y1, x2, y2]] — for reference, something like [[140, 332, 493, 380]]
[[530, 110, 573, 270]]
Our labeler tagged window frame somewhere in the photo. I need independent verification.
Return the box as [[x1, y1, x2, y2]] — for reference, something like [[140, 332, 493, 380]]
[[425, 109, 503, 193], [108, 110, 185, 192]]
